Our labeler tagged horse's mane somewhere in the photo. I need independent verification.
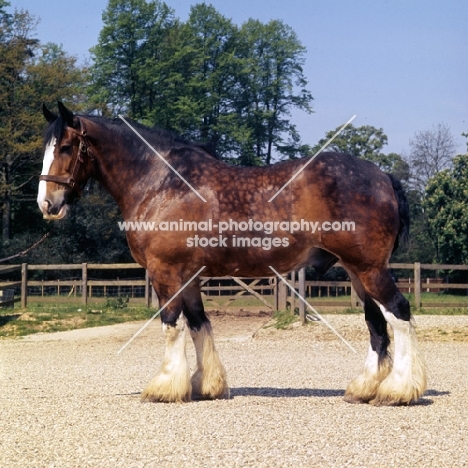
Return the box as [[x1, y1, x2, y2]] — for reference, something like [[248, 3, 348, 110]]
[[44, 114, 220, 160]]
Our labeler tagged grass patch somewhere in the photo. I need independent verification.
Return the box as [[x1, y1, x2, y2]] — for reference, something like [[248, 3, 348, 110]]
[[414, 307, 468, 315], [0, 300, 155, 338], [268, 309, 299, 329]]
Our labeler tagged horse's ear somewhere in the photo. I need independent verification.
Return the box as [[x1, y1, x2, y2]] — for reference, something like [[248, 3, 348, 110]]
[[42, 103, 57, 123], [57, 101, 75, 128]]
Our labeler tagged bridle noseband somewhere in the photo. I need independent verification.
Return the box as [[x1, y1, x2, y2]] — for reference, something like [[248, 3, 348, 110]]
[[39, 119, 96, 198]]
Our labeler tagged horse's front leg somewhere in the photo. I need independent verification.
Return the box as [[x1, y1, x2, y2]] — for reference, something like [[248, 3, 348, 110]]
[[182, 282, 230, 400], [141, 288, 191, 403], [189, 322, 230, 400]]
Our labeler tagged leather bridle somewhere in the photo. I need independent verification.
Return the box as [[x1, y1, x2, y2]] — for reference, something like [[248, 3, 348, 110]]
[[39, 118, 96, 198]]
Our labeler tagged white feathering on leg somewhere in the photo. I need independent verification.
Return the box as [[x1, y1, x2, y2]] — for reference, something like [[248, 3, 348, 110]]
[[371, 304, 427, 405], [141, 315, 191, 403], [190, 322, 229, 400]]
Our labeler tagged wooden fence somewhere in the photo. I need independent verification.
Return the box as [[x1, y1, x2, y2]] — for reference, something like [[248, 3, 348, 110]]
[[1, 262, 468, 315]]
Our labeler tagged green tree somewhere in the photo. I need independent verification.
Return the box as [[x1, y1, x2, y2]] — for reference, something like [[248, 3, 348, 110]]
[[148, 4, 241, 144], [423, 153, 468, 264], [396, 124, 457, 265], [89, 1, 313, 165], [0, 0, 10, 18], [89, 0, 176, 118], [0, 6, 38, 242], [236, 19, 313, 164], [0, 5, 87, 246], [389, 187, 435, 264]]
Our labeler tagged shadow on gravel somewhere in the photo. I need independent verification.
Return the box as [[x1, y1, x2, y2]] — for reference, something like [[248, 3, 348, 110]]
[[415, 390, 451, 406], [230, 388, 451, 405], [230, 387, 345, 398], [412, 389, 451, 406], [425, 389, 450, 397], [118, 389, 450, 404]]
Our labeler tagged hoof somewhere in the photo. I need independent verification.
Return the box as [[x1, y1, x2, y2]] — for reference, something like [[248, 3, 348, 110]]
[[344, 357, 392, 405], [343, 393, 369, 404], [141, 389, 191, 403], [141, 372, 192, 403], [369, 357, 427, 407], [344, 375, 381, 405], [369, 396, 409, 407], [191, 389, 230, 401], [369, 385, 424, 407], [191, 369, 230, 400], [140, 390, 191, 403]]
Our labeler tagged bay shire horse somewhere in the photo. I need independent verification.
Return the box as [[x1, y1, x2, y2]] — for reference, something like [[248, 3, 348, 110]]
[[37, 102, 427, 405]]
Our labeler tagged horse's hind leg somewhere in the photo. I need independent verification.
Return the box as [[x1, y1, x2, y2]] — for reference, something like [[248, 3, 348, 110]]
[[353, 267, 427, 406], [372, 295, 427, 406], [182, 282, 229, 400], [344, 273, 392, 404]]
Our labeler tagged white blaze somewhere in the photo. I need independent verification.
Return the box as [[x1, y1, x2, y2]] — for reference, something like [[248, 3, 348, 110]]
[[37, 137, 56, 212]]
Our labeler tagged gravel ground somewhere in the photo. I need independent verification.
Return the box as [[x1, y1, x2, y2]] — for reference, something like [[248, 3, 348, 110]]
[[1, 313, 468, 467]]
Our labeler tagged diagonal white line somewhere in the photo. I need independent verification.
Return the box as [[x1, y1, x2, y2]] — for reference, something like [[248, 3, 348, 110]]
[[268, 115, 356, 202], [269, 266, 357, 353], [118, 115, 207, 203], [117, 266, 206, 355]]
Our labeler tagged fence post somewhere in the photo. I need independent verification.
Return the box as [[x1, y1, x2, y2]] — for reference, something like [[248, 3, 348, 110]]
[[278, 277, 287, 311], [289, 270, 295, 314], [21, 263, 27, 308], [151, 287, 159, 309], [145, 270, 151, 308], [82, 263, 88, 306], [298, 267, 306, 323], [414, 262, 421, 309], [350, 284, 358, 308], [273, 277, 278, 311]]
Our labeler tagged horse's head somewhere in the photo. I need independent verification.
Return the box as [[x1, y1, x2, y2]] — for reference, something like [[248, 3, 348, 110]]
[[37, 102, 96, 219]]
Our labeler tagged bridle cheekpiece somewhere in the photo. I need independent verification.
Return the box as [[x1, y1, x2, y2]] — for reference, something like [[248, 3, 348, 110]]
[[39, 118, 96, 198]]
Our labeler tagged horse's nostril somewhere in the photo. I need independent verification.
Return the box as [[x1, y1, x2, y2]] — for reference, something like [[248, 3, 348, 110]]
[[44, 199, 63, 216], [49, 205, 61, 216]]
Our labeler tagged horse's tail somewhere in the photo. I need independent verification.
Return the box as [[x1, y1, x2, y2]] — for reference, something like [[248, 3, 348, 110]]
[[386, 173, 410, 253]]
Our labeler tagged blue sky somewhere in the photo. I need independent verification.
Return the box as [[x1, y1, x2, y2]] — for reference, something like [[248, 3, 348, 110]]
[[11, 0, 468, 156]]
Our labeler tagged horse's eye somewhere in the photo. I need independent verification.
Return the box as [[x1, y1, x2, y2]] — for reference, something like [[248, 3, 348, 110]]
[[60, 145, 72, 155]]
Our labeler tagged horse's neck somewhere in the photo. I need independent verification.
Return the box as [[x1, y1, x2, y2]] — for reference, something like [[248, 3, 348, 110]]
[[91, 121, 166, 218]]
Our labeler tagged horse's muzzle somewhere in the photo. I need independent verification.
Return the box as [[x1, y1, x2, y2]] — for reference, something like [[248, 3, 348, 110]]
[[37, 189, 70, 220]]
